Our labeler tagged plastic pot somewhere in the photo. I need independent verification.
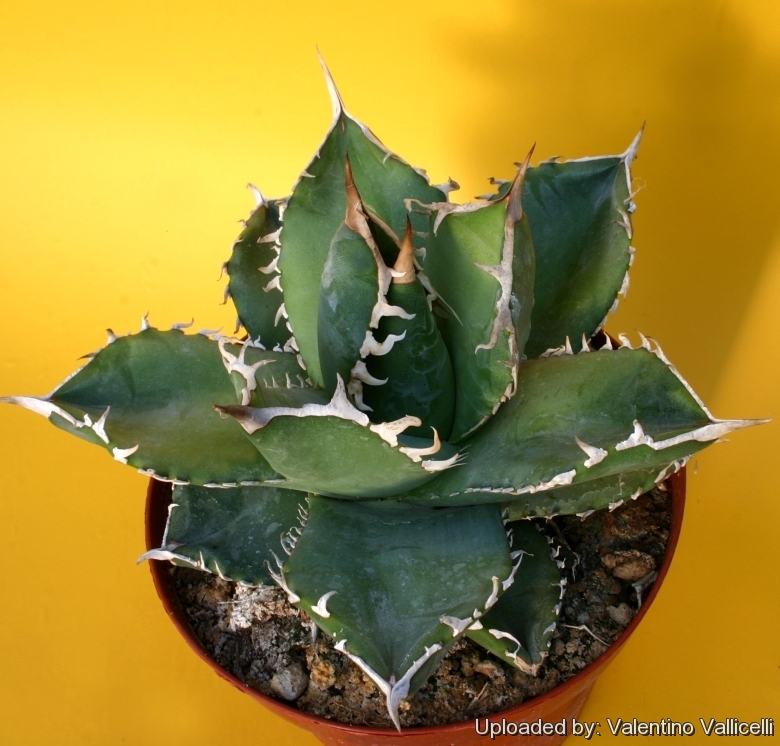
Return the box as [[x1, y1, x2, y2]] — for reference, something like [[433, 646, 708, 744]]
[[145, 469, 685, 746]]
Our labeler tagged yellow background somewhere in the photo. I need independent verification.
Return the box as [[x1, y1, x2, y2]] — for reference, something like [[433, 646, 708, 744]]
[[1, 1, 778, 743]]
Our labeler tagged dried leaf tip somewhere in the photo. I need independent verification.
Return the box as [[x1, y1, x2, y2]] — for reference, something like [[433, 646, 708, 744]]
[[247, 183, 265, 208], [622, 124, 644, 165], [317, 48, 345, 124], [343, 156, 367, 235], [392, 218, 416, 284], [506, 144, 535, 223]]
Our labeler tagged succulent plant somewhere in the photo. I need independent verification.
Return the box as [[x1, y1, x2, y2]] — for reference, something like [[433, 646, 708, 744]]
[[1, 61, 765, 730]]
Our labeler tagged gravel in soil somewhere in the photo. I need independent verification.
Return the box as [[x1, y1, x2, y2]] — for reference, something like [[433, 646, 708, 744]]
[[168, 484, 671, 728]]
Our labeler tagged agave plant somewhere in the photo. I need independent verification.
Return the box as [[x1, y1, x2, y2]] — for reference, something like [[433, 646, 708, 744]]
[[1, 62, 764, 730]]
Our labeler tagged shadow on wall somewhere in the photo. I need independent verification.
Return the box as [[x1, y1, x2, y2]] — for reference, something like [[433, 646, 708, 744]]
[[445, 0, 780, 402]]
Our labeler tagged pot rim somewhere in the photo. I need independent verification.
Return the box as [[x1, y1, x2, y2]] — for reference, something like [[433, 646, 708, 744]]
[[145, 469, 685, 737]]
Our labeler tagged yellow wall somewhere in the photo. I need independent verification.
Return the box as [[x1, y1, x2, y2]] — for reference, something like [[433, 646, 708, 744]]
[[0, 1, 777, 743]]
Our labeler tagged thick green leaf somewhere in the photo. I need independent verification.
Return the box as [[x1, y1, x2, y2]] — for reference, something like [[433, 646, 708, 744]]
[[218, 378, 460, 498], [363, 279, 456, 438], [1, 329, 280, 485], [415, 169, 535, 442], [467, 521, 562, 673], [225, 194, 290, 348], [282, 496, 512, 728], [402, 345, 758, 508], [278, 91, 445, 387], [318, 220, 380, 395], [139, 483, 308, 585], [522, 150, 636, 356], [502, 464, 672, 520]]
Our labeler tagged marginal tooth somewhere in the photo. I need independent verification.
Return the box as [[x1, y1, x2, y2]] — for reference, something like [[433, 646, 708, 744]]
[[616, 209, 633, 239], [221, 285, 231, 305], [258, 254, 280, 274], [136, 548, 199, 567], [359, 331, 406, 357], [580, 334, 591, 353], [112, 444, 139, 464], [602, 336, 614, 350], [574, 436, 608, 468], [616, 419, 648, 450], [213, 560, 228, 581], [440, 615, 474, 637], [564, 336, 573, 355], [91, 407, 111, 444], [247, 183, 265, 207], [310, 590, 337, 619], [264, 275, 283, 293], [172, 319, 194, 330], [421, 451, 463, 473], [618, 272, 630, 297], [484, 576, 501, 609], [106, 329, 118, 344], [347, 378, 372, 411], [368, 416, 422, 446], [140, 313, 151, 331], [638, 332, 652, 351], [370, 300, 414, 327], [433, 178, 460, 198], [501, 552, 524, 592], [274, 303, 288, 327], [258, 227, 282, 244], [350, 360, 387, 386], [399, 428, 442, 462]]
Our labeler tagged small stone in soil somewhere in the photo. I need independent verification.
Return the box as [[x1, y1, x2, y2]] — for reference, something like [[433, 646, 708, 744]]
[[474, 660, 504, 681], [601, 549, 656, 581], [607, 602, 635, 626], [270, 662, 309, 701]]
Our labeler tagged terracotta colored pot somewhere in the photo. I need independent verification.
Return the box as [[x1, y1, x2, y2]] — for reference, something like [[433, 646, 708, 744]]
[[146, 469, 685, 746]]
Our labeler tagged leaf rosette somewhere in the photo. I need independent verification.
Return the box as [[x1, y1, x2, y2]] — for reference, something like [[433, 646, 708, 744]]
[[1, 59, 766, 730]]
